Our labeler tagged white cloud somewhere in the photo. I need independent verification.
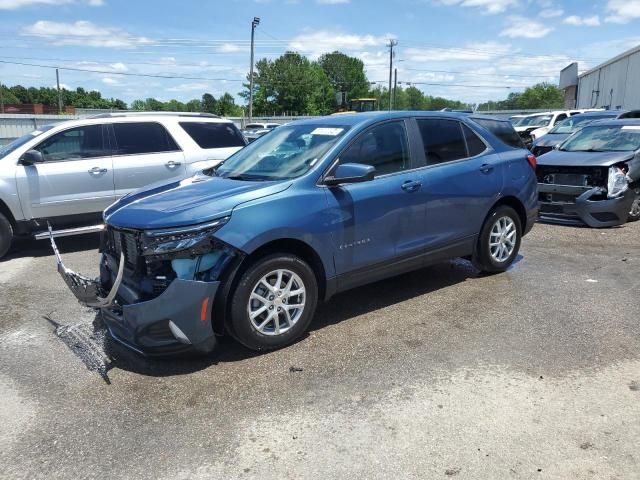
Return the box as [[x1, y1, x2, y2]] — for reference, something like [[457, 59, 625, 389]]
[[288, 30, 392, 58], [21, 20, 151, 48], [0, 0, 101, 8], [434, 0, 519, 15], [539, 8, 563, 18], [405, 41, 512, 62], [101, 77, 120, 85], [605, 0, 640, 23], [500, 15, 553, 38], [217, 43, 247, 53], [167, 82, 211, 92], [564, 15, 600, 26], [316, 0, 349, 3]]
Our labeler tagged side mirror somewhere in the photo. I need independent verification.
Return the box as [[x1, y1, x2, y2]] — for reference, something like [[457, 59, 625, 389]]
[[19, 150, 44, 165], [324, 163, 375, 186]]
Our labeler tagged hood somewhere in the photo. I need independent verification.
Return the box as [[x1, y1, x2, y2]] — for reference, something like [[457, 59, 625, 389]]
[[515, 126, 540, 133], [104, 175, 292, 230], [532, 133, 570, 148], [537, 149, 637, 168]]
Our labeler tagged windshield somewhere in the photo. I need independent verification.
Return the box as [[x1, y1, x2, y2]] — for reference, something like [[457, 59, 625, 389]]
[[216, 123, 349, 180], [0, 125, 54, 159], [560, 125, 640, 152], [549, 115, 615, 134], [514, 115, 553, 127]]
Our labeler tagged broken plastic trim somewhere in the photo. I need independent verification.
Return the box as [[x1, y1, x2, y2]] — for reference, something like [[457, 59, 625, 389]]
[[49, 224, 125, 308]]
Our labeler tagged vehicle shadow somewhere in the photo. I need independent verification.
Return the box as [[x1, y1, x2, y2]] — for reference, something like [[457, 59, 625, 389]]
[[2, 233, 101, 262], [108, 258, 481, 379]]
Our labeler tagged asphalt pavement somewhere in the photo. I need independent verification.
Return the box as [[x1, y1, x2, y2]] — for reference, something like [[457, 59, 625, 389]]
[[1, 222, 639, 479]]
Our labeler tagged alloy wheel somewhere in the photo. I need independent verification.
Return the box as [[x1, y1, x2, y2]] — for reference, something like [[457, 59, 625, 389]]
[[489, 216, 517, 263], [247, 269, 306, 336]]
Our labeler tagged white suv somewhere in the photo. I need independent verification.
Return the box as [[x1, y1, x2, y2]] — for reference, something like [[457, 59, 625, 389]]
[[0, 112, 246, 257]]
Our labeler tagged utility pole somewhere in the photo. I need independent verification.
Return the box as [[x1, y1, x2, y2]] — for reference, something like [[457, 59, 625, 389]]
[[0, 77, 4, 114], [249, 17, 260, 123], [393, 68, 398, 110], [387, 39, 397, 111], [56, 68, 63, 114]]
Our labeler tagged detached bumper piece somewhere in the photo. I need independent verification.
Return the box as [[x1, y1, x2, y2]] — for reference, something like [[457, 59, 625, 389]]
[[538, 183, 635, 227], [101, 279, 220, 356]]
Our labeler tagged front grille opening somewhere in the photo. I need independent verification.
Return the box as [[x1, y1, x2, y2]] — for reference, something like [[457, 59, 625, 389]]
[[591, 212, 619, 223], [143, 320, 174, 342]]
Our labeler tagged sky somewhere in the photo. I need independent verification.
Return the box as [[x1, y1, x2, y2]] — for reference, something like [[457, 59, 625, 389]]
[[1, 0, 640, 107]]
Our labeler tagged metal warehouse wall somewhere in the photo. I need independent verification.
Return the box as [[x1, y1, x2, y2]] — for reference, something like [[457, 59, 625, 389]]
[[0, 114, 77, 146], [577, 47, 640, 110]]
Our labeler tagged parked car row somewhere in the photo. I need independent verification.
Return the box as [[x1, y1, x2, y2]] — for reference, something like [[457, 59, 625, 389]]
[[241, 122, 281, 142], [511, 109, 605, 148]]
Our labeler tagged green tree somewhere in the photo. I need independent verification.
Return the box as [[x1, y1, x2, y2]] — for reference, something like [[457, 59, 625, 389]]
[[201, 93, 217, 114], [243, 52, 335, 115], [317, 51, 369, 107]]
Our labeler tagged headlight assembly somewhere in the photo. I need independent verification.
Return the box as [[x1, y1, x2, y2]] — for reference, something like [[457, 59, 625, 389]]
[[607, 166, 629, 199], [141, 216, 230, 256]]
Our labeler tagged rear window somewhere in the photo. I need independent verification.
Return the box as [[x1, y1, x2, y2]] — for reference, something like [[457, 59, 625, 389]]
[[471, 118, 525, 149], [180, 122, 245, 149], [112, 122, 180, 155]]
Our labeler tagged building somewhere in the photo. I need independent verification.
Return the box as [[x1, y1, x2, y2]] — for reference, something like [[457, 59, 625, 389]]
[[560, 44, 640, 111]]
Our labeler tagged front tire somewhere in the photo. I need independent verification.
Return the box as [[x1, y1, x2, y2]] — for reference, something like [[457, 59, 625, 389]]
[[229, 254, 318, 351], [0, 213, 13, 259], [473, 205, 522, 273]]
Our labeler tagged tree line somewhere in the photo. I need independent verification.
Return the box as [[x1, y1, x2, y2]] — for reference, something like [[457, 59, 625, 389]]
[[0, 51, 565, 115]]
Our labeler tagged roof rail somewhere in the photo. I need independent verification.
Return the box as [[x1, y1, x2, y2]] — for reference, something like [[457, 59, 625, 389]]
[[87, 111, 221, 119]]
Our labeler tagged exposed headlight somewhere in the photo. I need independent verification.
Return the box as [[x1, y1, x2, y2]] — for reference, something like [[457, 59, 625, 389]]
[[607, 166, 629, 199], [141, 216, 230, 256]]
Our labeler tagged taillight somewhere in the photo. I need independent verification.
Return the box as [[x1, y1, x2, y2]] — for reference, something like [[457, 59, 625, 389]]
[[527, 154, 537, 170]]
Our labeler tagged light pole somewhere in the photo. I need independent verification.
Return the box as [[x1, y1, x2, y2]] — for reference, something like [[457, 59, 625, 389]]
[[249, 17, 260, 123], [387, 39, 397, 111]]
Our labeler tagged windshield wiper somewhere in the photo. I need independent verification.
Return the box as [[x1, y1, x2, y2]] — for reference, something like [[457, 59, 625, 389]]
[[224, 174, 275, 181]]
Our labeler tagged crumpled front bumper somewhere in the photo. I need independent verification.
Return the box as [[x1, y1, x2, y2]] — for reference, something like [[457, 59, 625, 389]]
[[101, 278, 219, 356], [538, 184, 635, 227], [51, 232, 220, 356]]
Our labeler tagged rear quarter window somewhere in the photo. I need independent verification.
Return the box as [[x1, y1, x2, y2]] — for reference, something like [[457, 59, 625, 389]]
[[180, 122, 246, 149], [471, 118, 525, 149], [112, 122, 180, 155]]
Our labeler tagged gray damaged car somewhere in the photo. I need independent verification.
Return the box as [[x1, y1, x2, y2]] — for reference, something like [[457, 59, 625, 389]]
[[537, 119, 640, 227]]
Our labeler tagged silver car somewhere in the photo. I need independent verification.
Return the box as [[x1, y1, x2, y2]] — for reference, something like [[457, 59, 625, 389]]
[[0, 112, 246, 258]]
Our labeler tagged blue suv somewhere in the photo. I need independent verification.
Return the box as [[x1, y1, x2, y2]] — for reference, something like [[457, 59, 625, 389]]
[[53, 112, 538, 356]]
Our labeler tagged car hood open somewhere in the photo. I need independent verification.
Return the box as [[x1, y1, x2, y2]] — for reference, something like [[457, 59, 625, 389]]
[[536, 149, 637, 168], [104, 175, 292, 230]]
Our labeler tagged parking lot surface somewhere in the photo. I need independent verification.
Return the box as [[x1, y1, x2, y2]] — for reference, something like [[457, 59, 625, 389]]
[[1, 222, 639, 479]]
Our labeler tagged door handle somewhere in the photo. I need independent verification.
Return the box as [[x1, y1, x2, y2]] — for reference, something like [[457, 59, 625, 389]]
[[88, 167, 108, 174], [480, 163, 494, 174], [166, 160, 182, 168], [401, 180, 422, 192]]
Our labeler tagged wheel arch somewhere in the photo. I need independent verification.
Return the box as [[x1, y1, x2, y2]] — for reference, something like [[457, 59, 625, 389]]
[[212, 237, 328, 337], [0, 198, 17, 227], [492, 195, 527, 232]]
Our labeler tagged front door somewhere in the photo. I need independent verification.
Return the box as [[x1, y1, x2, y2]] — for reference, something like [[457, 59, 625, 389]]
[[15, 124, 115, 220], [109, 122, 186, 198], [323, 120, 426, 287]]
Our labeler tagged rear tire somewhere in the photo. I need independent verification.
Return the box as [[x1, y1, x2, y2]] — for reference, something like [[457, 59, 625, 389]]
[[228, 253, 318, 351], [473, 205, 522, 273], [0, 213, 13, 259], [628, 188, 640, 222]]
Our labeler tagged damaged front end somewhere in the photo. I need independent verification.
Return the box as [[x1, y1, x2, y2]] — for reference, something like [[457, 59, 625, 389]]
[[52, 217, 243, 355], [537, 160, 639, 227]]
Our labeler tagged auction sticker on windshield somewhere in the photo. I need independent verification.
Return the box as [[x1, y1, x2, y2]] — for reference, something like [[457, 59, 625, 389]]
[[622, 126, 640, 130], [311, 127, 344, 136]]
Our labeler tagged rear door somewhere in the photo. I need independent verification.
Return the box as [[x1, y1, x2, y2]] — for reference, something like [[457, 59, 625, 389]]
[[415, 118, 503, 248], [323, 120, 427, 286], [109, 121, 186, 198], [15, 124, 115, 220]]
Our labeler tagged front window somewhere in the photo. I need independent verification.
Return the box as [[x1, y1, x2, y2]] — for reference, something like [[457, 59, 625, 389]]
[[560, 125, 640, 152], [514, 115, 553, 127], [0, 125, 55, 159], [35, 125, 108, 161], [341, 121, 409, 175], [216, 123, 349, 180]]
